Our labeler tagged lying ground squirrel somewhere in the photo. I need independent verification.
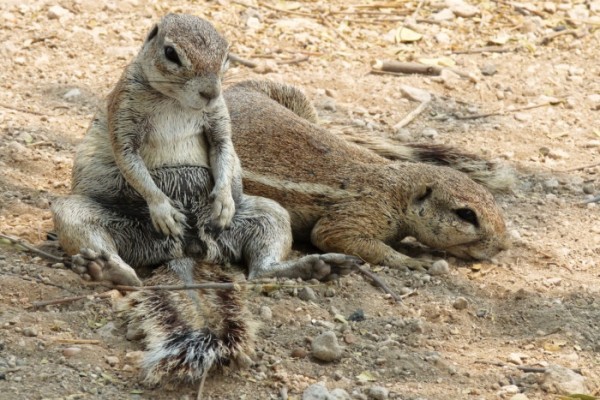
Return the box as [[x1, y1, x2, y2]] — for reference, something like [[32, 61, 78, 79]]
[[225, 80, 512, 269], [52, 14, 358, 385]]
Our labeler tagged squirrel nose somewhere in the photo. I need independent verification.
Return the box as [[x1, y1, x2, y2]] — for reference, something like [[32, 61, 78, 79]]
[[199, 88, 218, 100]]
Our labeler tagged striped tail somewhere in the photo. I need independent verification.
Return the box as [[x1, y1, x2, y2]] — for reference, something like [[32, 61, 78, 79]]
[[118, 259, 255, 385], [335, 131, 516, 193]]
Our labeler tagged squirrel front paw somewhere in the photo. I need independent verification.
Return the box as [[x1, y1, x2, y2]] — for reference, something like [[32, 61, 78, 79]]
[[149, 198, 187, 237], [209, 187, 236, 232]]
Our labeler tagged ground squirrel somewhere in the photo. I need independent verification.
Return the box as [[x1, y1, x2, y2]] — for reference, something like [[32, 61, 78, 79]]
[[52, 14, 359, 386], [225, 80, 512, 269]]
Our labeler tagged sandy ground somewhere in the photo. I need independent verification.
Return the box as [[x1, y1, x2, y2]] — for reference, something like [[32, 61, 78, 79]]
[[0, 0, 599, 399]]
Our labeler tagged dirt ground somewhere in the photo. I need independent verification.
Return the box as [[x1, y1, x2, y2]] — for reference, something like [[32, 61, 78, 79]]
[[1, 0, 599, 399]]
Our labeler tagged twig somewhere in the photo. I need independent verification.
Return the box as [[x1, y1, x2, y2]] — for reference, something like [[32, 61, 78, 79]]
[[54, 338, 101, 345], [229, 53, 258, 68], [557, 161, 600, 173], [0, 102, 45, 116], [356, 265, 402, 303], [373, 60, 442, 76], [321, 16, 356, 49], [452, 46, 516, 54], [257, 1, 313, 18], [581, 195, 600, 204], [31, 291, 115, 308], [0, 233, 69, 265], [539, 29, 581, 46], [115, 282, 238, 291], [454, 101, 556, 120], [393, 100, 431, 130], [277, 55, 309, 65], [1, 271, 76, 294]]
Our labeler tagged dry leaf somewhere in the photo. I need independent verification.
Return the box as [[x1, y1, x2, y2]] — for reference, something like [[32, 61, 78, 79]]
[[396, 27, 422, 43]]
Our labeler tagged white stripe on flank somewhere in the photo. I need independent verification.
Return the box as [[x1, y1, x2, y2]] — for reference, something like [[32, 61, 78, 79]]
[[242, 171, 357, 199]]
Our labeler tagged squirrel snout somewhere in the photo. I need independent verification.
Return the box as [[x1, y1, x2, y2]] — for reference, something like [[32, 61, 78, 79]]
[[199, 87, 219, 101]]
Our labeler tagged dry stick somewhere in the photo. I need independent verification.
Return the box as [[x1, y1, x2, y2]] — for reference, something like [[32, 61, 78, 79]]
[[277, 55, 310, 65], [356, 265, 402, 303], [374, 60, 442, 76], [558, 161, 600, 173], [229, 53, 258, 68], [257, 1, 314, 18], [539, 29, 580, 46], [454, 101, 556, 120], [54, 338, 101, 345], [393, 100, 431, 130], [452, 46, 515, 54], [0, 102, 46, 116], [0, 233, 68, 265], [321, 16, 356, 49], [31, 291, 117, 308]]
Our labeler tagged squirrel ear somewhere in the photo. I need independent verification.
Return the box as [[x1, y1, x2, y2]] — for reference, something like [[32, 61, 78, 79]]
[[146, 24, 159, 42]]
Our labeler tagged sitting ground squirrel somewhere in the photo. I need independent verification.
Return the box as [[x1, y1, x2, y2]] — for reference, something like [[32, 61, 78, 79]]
[[52, 15, 359, 386], [224, 80, 512, 270]]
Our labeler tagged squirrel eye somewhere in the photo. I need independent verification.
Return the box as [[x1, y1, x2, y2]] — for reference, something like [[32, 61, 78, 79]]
[[455, 208, 479, 227], [416, 187, 432, 202], [164, 46, 181, 65]]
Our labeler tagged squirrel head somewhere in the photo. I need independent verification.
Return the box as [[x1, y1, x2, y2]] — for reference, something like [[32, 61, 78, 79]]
[[403, 165, 511, 260], [138, 14, 230, 110]]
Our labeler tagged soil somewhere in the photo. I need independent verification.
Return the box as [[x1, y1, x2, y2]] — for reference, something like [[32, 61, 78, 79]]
[[1, 1, 599, 400]]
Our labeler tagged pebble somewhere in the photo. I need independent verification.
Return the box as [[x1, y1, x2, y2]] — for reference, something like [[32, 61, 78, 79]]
[[399, 85, 431, 103], [299, 287, 318, 302], [104, 356, 120, 367], [429, 260, 450, 276], [125, 326, 145, 341], [23, 327, 38, 337], [507, 352, 525, 365], [510, 394, 529, 400], [324, 287, 336, 297], [583, 184, 595, 195], [62, 347, 81, 358], [311, 331, 343, 362], [320, 98, 337, 112], [47, 5, 71, 19], [543, 178, 560, 191], [421, 127, 439, 139], [497, 385, 520, 396], [246, 16, 262, 29], [513, 112, 530, 122], [391, 128, 413, 142], [330, 388, 350, 400], [541, 364, 588, 394], [303, 383, 330, 400], [480, 63, 497, 76], [63, 88, 81, 100], [367, 386, 389, 400], [452, 297, 468, 310], [446, 0, 480, 18], [433, 8, 455, 21], [291, 347, 308, 358], [124, 351, 144, 366], [259, 305, 272, 320]]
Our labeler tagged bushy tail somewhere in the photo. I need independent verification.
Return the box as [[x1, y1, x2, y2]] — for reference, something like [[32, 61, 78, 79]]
[[229, 80, 319, 123], [118, 259, 254, 385], [336, 131, 516, 193]]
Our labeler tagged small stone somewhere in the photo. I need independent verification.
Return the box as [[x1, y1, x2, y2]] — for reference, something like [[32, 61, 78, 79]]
[[367, 386, 389, 400], [23, 327, 38, 337], [542, 364, 588, 394], [311, 331, 343, 362], [63, 88, 81, 100], [298, 287, 317, 302], [446, 0, 480, 17], [514, 112, 530, 122], [344, 333, 357, 344], [433, 8, 455, 21], [324, 287, 336, 297], [392, 128, 413, 142], [47, 5, 71, 19], [62, 347, 81, 358], [104, 356, 120, 367], [421, 127, 439, 139], [124, 351, 144, 366], [303, 383, 330, 400], [583, 184, 595, 194], [507, 352, 524, 365], [497, 385, 520, 396], [246, 16, 261, 29], [434, 31, 451, 44], [399, 85, 431, 103], [348, 309, 365, 322], [429, 260, 450, 276], [125, 326, 145, 341], [330, 388, 351, 400], [480, 63, 497, 76], [452, 297, 468, 310], [291, 347, 308, 358], [259, 305, 272, 320], [543, 2, 556, 13], [320, 98, 337, 112], [510, 394, 529, 400], [122, 364, 135, 372]]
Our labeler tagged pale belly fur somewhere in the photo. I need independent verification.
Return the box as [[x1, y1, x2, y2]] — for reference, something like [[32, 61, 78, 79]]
[[140, 107, 210, 169]]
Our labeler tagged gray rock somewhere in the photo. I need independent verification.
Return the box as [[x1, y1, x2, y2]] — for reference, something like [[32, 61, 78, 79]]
[[23, 327, 38, 337], [543, 178, 560, 191], [330, 388, 350, 400], [429, 260, 450, 275], [541, 364, 588, 394], [452, 297, 468, 310], [311, 331, 342, 362], [367, 386, 389, 400], [259, 305, 272, 320], [299, 287, 317, 302], [480, 63, 497, 76], [421, 127, 439, 139], [303, 383, 330, 400]]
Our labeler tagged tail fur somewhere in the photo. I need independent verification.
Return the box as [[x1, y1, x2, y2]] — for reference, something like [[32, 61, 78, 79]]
[[118, 259, 255, 385], [229, 80, 318, 123], [335, 131, 516, 193]]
